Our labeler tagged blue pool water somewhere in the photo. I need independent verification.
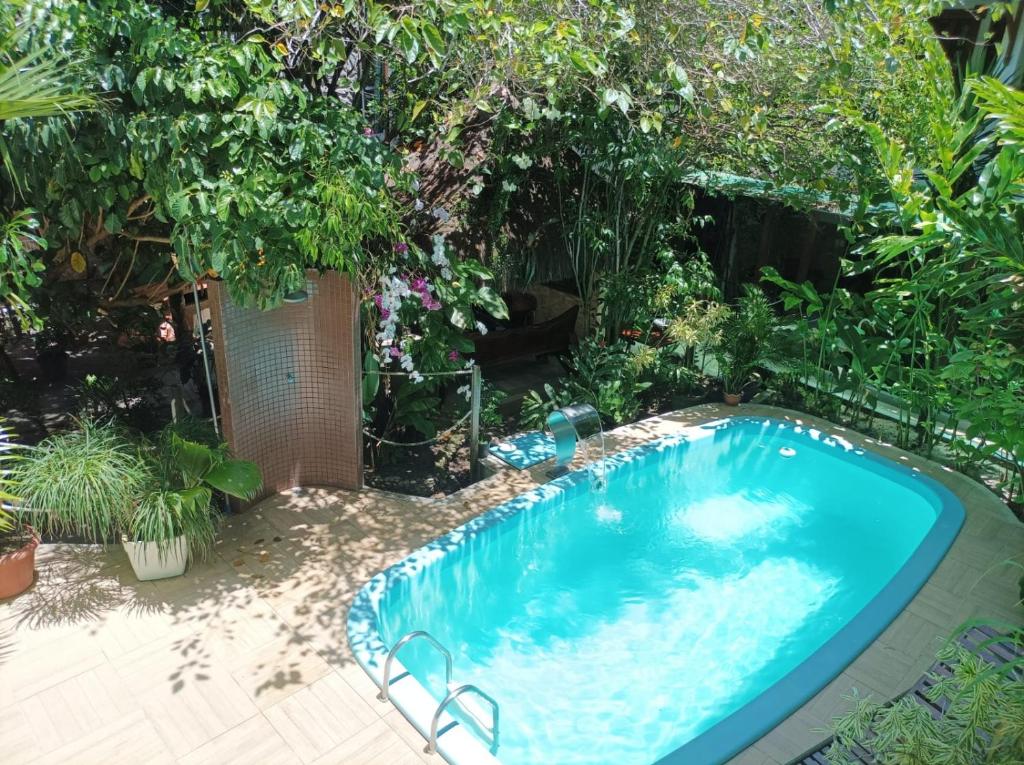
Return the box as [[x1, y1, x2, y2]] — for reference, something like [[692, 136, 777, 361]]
[[350, 418, 964, 765]]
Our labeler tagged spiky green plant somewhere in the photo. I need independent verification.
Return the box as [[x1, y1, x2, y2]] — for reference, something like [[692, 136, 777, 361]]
[[0, 47, 95, 122], [15, 420, 147, 543], [827, 633, 1024, 765], [0, 418, 20, 534], [131, 487, 217, 562], [715, 285, 784, 395]]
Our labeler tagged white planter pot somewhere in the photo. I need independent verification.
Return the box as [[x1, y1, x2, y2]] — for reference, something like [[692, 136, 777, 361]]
[[123, 535, 189, 581]]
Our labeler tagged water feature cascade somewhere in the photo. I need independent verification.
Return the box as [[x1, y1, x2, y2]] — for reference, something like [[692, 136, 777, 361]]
[[546, 403, 606, 490]]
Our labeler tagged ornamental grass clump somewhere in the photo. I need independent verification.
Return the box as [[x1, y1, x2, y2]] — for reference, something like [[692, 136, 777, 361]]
[[16, 420, 147, 543], [826, 634, 1024, 764], [15, 419, 261, 562]]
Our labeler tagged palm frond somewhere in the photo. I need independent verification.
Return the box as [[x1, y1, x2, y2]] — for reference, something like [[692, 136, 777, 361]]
[[0, 418, 20, 534], [0, 47, 95, 121], [970, 76, 1024, 146]]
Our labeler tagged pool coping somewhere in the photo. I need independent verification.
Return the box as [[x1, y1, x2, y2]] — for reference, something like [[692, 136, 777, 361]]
[[346, 404, 1021, 765]]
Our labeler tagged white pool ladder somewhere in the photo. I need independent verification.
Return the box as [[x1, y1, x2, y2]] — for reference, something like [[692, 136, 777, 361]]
[[376, 630, 500, 756]]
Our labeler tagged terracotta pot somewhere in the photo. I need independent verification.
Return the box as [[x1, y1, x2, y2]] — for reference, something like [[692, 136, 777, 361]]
[[0, 526, 39, 599], [723, 392, 742, 406]]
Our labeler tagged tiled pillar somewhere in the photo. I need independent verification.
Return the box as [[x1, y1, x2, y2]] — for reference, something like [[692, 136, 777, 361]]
[[208, 270, 363, 500]]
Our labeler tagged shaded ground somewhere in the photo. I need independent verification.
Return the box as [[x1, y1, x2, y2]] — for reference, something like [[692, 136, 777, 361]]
[[1, 331, 196, 444]]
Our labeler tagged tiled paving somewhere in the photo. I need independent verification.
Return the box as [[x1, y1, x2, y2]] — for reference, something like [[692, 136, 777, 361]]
[[1, 405, 1021, 764]]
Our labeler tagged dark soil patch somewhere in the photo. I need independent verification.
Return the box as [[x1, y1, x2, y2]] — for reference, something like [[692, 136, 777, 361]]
[[365, 440, 473, 498], [363, 386, 721, 498], [0, 526, 35, 556], [364, 416, 517, 498]]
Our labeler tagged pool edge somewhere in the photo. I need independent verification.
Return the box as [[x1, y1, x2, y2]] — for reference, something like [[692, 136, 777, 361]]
[[347, 411, 974, 765]]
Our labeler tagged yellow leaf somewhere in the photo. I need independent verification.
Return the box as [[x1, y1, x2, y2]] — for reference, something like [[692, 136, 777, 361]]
[[70, 251, 86, 274]]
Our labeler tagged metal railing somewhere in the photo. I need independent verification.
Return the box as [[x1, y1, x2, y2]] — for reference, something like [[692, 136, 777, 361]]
[[376, 629, 500, 758], [427, 683, 500, 756], [377, 630, 453, 704], [362, 365, 483, 479]]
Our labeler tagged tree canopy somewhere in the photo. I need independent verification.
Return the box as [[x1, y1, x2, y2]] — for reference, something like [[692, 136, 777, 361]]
[[1, 0, 952, 312]]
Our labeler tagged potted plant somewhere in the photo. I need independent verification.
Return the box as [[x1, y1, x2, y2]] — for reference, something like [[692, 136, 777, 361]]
[[125, 427, 260, 580], [0, 420, 38, 599], [14, 419, 261, 582], [715, 286, 782, 406], [16, 420, 147, 543]]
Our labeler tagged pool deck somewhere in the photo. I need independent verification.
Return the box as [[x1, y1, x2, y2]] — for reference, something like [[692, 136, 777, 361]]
[[1, 404, 1021, 765]]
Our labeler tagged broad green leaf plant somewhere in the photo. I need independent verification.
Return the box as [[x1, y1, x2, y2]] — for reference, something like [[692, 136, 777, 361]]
[[134, 428, 261, 559]]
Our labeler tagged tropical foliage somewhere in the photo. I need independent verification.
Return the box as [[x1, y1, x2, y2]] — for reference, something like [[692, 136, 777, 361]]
[[134, 423, 261, 558], [0, 418, 20, 535], [764, 70, 1024, 506], [14, 418, 261, 557], [1, 0, 1022, 507], [0, 2, 96, 327], [826, 632, 1024, 765], [715, 286, 784, 396], [2, 0, 948, 307]]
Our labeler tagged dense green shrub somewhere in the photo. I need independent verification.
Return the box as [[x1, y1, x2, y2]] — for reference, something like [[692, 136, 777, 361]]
[[762, 72, 1024, 504], [827, 633, 1024, 765], [715, 286, 785, 396], [520, 338, 652, 429]]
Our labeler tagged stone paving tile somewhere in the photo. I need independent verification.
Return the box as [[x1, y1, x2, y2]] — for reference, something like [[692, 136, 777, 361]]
[[14, 663, 136, 759], [311, 717, 425, 765], [178, 713, 299, 765], [227, 634, 333, 711], [28, 709, 176, 765], [263, 672, 379, 763]]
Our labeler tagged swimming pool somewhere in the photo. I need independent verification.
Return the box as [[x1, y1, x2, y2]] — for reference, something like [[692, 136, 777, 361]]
[[348, 417, 965, 765]]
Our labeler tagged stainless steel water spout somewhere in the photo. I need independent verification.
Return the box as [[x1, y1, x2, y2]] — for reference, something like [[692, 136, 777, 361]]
[[546, 403, 602, 478]]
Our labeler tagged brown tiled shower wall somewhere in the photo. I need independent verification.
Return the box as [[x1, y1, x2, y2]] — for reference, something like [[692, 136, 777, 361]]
[[208, 270, 363, 500]]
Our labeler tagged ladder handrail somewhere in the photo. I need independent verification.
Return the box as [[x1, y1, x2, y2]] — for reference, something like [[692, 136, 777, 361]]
[[426, 683, 500, 756], [377, 630, 453, 704]]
